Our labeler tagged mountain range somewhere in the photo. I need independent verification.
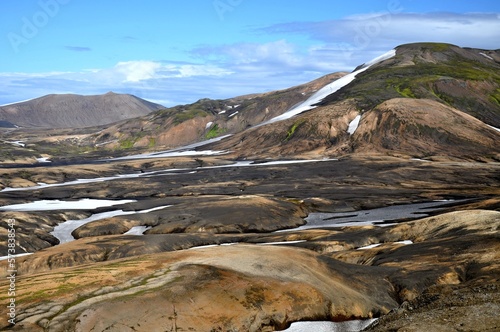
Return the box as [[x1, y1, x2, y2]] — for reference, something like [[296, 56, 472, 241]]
[[2, 42, 498, 163]]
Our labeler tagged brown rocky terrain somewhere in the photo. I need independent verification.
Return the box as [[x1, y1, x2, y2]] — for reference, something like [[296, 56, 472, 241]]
[[1, 210, 498, 331]]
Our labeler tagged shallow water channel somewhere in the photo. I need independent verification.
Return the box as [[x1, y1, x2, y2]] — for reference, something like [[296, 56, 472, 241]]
[[290, 200, 464, 230]]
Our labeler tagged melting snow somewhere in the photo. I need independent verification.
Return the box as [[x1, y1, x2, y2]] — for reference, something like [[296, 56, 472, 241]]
[[257, 240, 307, 246], [283, 319, 378, 332], [205, 121, 213, 129], [2, 158, 334, 192], [357, 240, 413, 250], [487, 124, 500, 133], [347, 115, 362, 135], [36, 157, 52, 163], [110, 149, 227, 161], [479, 52, 494, 60], [0, 253, 33, 261], [123, 226, 152, 235], [3, 141, 25, 148], [283, 200, 463, 232], [106, 134, 232, 161], [261, 49, 396, 125], [50, 205, 171, 244], [0, 198, 136, 211], [189, 243, 239, 250]]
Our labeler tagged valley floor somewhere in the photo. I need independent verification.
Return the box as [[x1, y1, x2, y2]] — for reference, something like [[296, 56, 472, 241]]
[[0, 154, 499, 331]]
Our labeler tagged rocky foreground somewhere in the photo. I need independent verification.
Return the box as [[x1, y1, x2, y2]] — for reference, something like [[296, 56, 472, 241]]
[[1, 208, 498, 331], [0, 156, 499, 331]]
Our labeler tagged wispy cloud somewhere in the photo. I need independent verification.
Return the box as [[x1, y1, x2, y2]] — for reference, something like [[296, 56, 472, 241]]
[[0, 61, 240, 107], [65, 46, 92, 52], [1, 12, 498, 107], [259, 12, 500, 67]]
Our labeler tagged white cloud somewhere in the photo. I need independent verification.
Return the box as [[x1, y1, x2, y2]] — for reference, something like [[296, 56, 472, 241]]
[[114, 61, 162, 82], [261, 12, 500, 67], [167, 64, 234, 78], [2, 12, 498, 108]]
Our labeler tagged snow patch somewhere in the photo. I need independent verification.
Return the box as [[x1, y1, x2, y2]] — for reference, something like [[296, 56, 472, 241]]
[[4, 141, 25, 148], [257, 240, 307, 246], [205, 121, 213, 129], [0, 253, 33, 261], [357, 240, 413, 250], [347, 115, 362, 135], [0, 199, 136, 211], [123, 226, 152, 235], [283, 319, 378, 332], [189, 243, 239, 250], [51, 205, 171, 244], [487, 124, 500, 133], [479, 52, 494, 60], [109, 149, 227, 161], [106, 134, 232, 161], [1, 158, 335, 192], [229, 111, 239, 118], [36, 157, 51, 163], [261, 49, 396, 125]]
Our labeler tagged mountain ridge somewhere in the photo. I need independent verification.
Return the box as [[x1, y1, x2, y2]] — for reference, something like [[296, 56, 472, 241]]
[[207, 43, 500, 161]]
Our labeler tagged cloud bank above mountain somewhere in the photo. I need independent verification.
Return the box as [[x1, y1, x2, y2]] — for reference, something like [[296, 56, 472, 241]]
[[1, 11, 498, 107]]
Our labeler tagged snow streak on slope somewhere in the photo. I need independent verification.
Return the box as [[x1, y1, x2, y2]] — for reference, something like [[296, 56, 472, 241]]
[[347, 115, 362, 135], [261, 49, 396, 125]]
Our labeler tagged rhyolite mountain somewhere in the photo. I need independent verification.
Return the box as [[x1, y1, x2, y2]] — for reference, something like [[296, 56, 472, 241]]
[[88, 72, 347, 149], [0, 92, 165, 128], [88, 42, 500, 161], [208, 43, 500, 160]]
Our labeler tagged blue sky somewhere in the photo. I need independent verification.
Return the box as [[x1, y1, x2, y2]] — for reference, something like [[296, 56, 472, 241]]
[[1, 0, 499, 106]]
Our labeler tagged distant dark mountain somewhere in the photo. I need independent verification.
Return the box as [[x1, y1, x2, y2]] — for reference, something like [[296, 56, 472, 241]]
[[0, 92, 165, 128]]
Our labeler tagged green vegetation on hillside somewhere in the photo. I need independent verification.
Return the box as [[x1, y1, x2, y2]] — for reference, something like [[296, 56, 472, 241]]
[[320, 45, 500, 126], [174, 108, 208, 125], [205, 123, 225, 139], [284, 119, 306, 141]]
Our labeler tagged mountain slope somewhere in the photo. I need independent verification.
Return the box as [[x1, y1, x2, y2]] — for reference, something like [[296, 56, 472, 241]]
[[322, 42, 500, 127], [0, 92, 165, 128], [87, 73, 346, 150], [208, 43, 500, 161]]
